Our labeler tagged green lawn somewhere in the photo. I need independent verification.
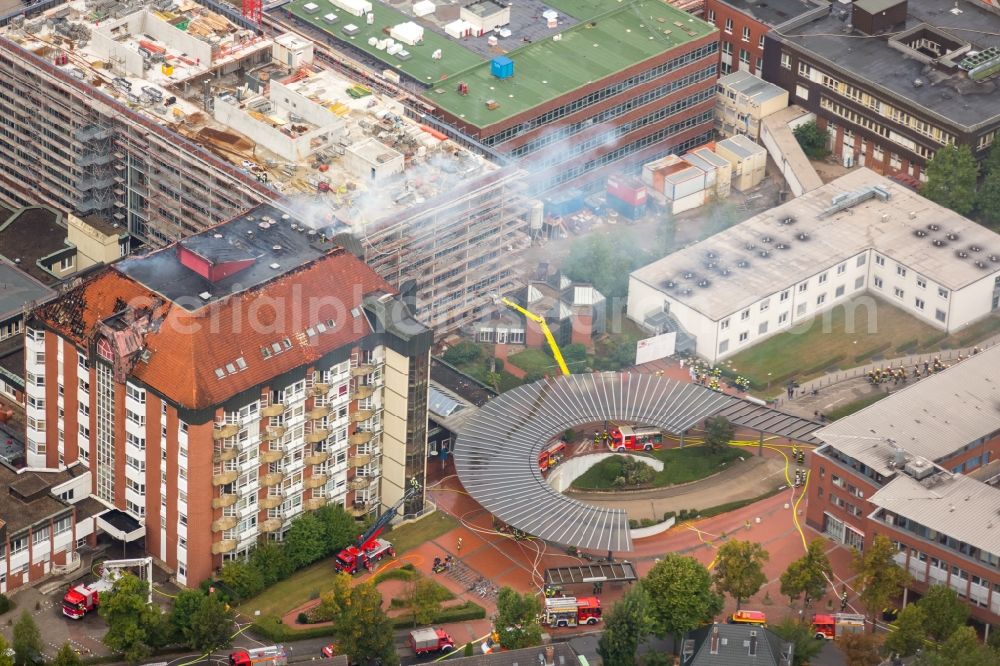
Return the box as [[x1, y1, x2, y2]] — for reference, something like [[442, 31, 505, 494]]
[[826, 393, 890, 421], [507, 348, 560, 375], [934, 313, 1000, 350], [237, 511, 458, 620], [571, 446, 744, 490], [727, 297, 941, 389]]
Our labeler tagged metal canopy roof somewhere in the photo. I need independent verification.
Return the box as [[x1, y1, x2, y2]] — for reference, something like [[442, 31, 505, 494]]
[[544, 562, 639, 586], [716, 401, 823, 445], [454, 373, 824, 553], [454, 373, 735, 553]]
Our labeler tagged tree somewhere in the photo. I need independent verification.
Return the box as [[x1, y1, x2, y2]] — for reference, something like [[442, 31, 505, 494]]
[[644, 554, 723, 650], [284, 512, 330, 569], [597, 585, 652, 666], [169, 589, 207, 645], [186, 593, 236, 652], [779, 538, 833, 606], [917, 626, 1000, 666], [248, 542, 294, 587], [884, 604, 927, 658], [0, 636, 15, 666], [314, 503, 358, 555], [564, 231, 656, 302], [712, 540, 769, 610], [704, 416, 734, 454], [922, 143, 978, 216], [494, 587, 543, 651], [405, 577, 448, 627], [50, 644, 81, 666], [99, 573, 164, 663], [793, 120, 830, 160], [442, 341, 481, 366], [327, 581, 398, 666], [219, 560, 265, 601], [916, 585, 967, 642], [978, 170, 1000, 228], [769, 619, 823, 666], [852, 535, 909, 632], [12, 612, 42, 666], [837, 631, 883, 666]]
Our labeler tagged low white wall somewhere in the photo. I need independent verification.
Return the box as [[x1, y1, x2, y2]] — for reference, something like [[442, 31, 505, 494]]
[[545, 453, 663, 493], [630, 516, 676, 540]]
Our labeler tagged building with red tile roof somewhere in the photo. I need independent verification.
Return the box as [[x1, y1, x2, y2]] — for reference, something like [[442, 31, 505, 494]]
[[22, 204, 432, 587]]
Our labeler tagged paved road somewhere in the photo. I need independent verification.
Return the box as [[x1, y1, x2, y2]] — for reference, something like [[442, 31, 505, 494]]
[[564, 455, 788, 520]]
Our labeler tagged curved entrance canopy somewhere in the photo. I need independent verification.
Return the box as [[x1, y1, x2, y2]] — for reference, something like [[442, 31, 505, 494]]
[[453, 373, 736, 553]]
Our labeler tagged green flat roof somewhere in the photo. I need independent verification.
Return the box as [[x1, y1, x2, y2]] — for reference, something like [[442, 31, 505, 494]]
[[284, 0, 484, 83], [541, 0, 622, 22], [431, 0, 715, 129]]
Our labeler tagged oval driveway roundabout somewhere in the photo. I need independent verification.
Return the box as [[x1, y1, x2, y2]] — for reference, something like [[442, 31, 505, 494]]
[[453, 372, 740, 554]]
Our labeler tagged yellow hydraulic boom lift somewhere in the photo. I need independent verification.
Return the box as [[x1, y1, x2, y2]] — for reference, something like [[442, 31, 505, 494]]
[[497, 296, 571, 376]]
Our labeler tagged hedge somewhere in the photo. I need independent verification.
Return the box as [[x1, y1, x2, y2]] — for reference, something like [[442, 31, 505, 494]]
[[698, 487, 784, 519], [390, 601, 486, 629], [373, 567, 415, 584], [252, 615, 335, 642]]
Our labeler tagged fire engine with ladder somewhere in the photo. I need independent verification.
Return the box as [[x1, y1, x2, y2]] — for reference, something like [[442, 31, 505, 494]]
[[811, 613, 866, 640], [229, 645, 287, 666], [542, 596, 602, 627], [62, 557, 153, 619], [334, 480, 421, 574]]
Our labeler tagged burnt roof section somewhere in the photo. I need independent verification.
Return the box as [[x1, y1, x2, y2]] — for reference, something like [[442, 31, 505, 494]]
[[776, 0, 1000, 128], [116, 204, 341, 311], [715, 0, 823, 28], [0, 258, 57, 322], [0, 461, 71, 535], [430, 357, 497, 407], [0, 207, 68, 284]]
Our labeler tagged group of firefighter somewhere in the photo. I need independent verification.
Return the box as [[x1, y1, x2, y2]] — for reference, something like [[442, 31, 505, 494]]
[[792, 446, 807, 487], [593, 430, 611, 448], [867, 348, 981, 386]]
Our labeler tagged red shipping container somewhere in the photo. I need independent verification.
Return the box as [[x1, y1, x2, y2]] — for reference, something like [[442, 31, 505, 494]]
[[606, 175, 647, 207]]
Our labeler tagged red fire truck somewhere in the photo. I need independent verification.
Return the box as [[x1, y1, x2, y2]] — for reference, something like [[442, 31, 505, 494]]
[[609, 425, 663, 452], [334, 482, 420, 574], [63, 557, 152, 619], [542, 596, 602, 627], [538, 441, 567, 472], [229, 646, 288, 666], [811, 613, 866, 640]]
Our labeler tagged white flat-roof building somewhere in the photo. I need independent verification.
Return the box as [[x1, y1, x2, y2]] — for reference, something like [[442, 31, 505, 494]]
[[628, 168, 1000, 364]]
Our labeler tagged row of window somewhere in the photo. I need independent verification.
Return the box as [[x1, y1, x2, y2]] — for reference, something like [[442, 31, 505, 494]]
[[484, 42, 719, 146]]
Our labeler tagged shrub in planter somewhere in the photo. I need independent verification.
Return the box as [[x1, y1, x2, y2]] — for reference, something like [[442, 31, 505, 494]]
[[663, 511, 676, 521], [296, 612, 309, 625]]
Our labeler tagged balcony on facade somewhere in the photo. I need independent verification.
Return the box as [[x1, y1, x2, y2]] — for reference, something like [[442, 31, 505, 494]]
[[304, 497, 327, 511], [260, 492, 284, 509], [307, 405, 330, 420], [213, 423, 240, 440], [351, 409, 375, 423], [212, 539, 237, 554], [261, 401, 285, 418], [213, 446, 238, 463], [212, 516, 238, 532], [349, 476, 371, 491], [350, 431, 374, 446], [261, 471, 285, 487], [261, 447, 284, 463], [349, 453, 372, 468], [212, 470, 238, 486], [259, 518, 283, 532], [212, 493, 237, 509], [349, 501, 372, 517], [304, 450, 330, 465], [351, 384, 375, 401]]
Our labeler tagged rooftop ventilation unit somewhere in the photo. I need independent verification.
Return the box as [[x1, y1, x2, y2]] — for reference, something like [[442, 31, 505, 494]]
[[737, 260, 750, 268], [990, 254, 1000, 262], [664, 280, 677, 289], [759, 249, 771, 258], [796, 232, 810, 241], [776, 243, 791, 250], [199, 291, 211, 300], [705, 261, 717, 270], [928, 223, 940, 231], [904, 457, 935, 481], [697, 279, 710, 288], [745, 243, 756, 251], [818, 185, 891, 218], [683, 271, 695, 279], [914, 229, 928, 237], [975, 260, 989, 269], [780, 216, 796, 225], [761, 235, 773, 243], [270, 262, 280, 269], [680, 288, 693, 296], [947, 232, 960, 241], [706, 251, 718, 259], [933, 239, 948, 247], [719, 268, 731, 276], [969, 245, 982, 253], [957, 250, 969, 259]]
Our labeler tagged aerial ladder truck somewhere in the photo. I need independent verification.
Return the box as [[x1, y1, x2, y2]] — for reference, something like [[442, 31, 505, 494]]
[[333, 479, 421, 574]]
